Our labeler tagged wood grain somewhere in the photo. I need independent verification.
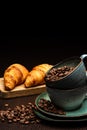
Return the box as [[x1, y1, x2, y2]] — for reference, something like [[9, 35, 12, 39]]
[[0, 78, 46, 98]]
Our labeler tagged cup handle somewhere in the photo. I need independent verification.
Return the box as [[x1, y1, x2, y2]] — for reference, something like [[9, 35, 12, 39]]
[[80, 54, 87, 60], [80, 54, 87, 81], [81, 54, 87, 99]]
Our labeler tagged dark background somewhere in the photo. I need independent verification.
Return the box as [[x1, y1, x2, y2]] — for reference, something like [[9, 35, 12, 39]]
[[0, 35, 87, 77]]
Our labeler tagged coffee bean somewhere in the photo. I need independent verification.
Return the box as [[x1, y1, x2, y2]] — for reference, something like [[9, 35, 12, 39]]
[[38, 98, 66, 115], [45, 66, 74, 81], [0, 102, 41, 125], [4, 103, 9, 107]]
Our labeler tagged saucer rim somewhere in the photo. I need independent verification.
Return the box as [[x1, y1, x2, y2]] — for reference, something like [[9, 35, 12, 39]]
[[34, 109, 87, 122]]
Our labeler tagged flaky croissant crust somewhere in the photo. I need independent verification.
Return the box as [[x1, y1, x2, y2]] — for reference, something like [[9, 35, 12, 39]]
[[24, 64, 53, 88], [4, 63, 29, 90]]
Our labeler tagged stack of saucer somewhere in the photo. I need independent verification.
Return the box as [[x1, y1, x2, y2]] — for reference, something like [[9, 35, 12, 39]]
[[34, 92, 87, 123]]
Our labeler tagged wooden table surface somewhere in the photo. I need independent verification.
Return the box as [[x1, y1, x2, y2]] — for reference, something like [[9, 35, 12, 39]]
[[0, 94, 87, 130]]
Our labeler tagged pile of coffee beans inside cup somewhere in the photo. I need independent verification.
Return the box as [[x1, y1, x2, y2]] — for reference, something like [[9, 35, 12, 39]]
[[0, 102, 40, 125], [45, 66, 74, 81], [38, 98, 66, 115]]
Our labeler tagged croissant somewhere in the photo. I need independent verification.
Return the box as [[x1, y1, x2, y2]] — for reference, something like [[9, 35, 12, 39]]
[[24, 64, 53, 88], [4, 63, 29, 90]]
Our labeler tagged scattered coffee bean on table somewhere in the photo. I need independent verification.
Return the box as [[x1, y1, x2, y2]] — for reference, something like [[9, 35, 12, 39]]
[[0, 102, 40, 125], [45, 66, 74, 81], [38, 98, 66, 115]]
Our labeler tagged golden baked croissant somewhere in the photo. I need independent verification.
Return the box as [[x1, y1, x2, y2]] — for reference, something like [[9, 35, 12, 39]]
[[24, 64, 53, 88], [4, 63, 29, 90]]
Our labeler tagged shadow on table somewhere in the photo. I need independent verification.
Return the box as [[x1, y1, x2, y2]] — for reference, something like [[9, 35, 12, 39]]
[[39, 119, 87, 128]]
